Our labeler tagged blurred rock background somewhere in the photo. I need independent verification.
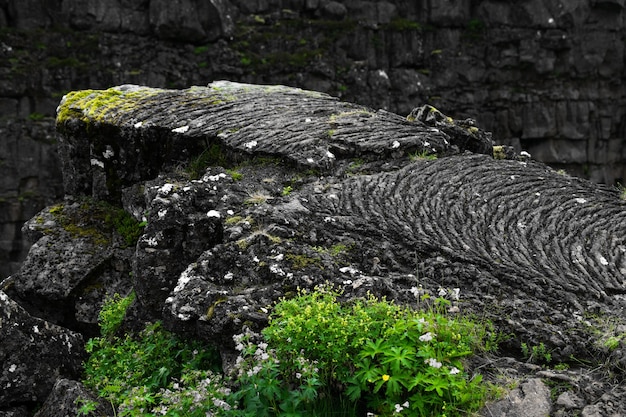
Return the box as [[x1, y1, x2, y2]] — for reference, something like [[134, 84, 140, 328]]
[[0, 0, 624, 278]]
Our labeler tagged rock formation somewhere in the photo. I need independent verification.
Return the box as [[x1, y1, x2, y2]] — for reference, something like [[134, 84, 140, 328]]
[[1, 0, 626, 279], [1, 81, 626, 415]]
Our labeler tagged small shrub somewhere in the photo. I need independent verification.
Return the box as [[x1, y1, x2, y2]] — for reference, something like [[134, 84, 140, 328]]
[[230, 285, 498, 416], [83, 294, 224, 416], [98, 292, 135, 338]]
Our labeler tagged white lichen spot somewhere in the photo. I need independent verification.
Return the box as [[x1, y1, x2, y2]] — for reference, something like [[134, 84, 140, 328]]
[[134, 121, 143, 128], [32, 325, 39, 334], [145, 237, 158, 247], [158, 209, 168, 218], [269, 264, 286, 276], [392, 140, 400, 149], [207, 210, 221, 218], [339, 266, 361, 275], [244, 140, 258, 149], [326, 150, 335, 159], [423, 141, 430, 147], [307, 157, 315, 164], [227, 209, 234, 215], [8, 364, 16, 373], [159, 183, 174, 195], [172, 125, 189, 134], [599, 256, 609, 266], [173, 269, 193, 293], [520, 150, 531, 158], [574, 197, 587, 204], [206, 173, 227, 181], [305, 118, 312, 123], [103, 148, 114, 159], [90, 159, 104, 169], [224, 272, 234, 281]]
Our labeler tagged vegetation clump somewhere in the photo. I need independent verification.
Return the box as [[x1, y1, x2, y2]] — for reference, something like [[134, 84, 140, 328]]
[[81, 285, 500, 416]]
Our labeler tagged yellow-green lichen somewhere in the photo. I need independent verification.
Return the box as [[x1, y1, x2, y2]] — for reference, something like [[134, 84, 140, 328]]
[[56, 87, 163, 125], [493, 145, 506, 160]]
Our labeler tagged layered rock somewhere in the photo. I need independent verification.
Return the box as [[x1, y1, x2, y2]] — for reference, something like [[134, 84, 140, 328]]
[[3, 81, 625, 414], [2, 0, 626, 280]]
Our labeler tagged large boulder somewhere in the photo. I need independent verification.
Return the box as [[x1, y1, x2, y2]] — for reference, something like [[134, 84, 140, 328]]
[[4, 81, 626, 413], [0, 290, 85, 406]]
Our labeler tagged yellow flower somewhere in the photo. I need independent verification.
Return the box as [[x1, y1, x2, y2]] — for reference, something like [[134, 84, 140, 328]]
[[382, 374, 390, 382]]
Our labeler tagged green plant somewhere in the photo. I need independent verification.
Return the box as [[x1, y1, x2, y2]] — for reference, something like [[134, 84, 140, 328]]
[[617, 183, 626, 200], [98, 292, 135, 338], [521, 342, 552, 364], [75, 396, 98, 415], [187, 144, 227, 179], [230, 285, 498, 416], [410, 150, 437, 161], [194, 45, 209, 55], [281, 185, 293, 196], [28, 112, 45, 121], [83, 295, 225, 416], [105, 209, 145, 247], [226, 169, 243, 181]]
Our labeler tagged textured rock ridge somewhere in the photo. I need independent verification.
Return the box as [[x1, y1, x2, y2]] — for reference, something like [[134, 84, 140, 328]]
[[2, 82, 626, 415]]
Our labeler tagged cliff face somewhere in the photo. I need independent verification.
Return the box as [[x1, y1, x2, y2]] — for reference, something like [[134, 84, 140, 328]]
[[2, 81, 626, 416], [0, 1, 624, 282]]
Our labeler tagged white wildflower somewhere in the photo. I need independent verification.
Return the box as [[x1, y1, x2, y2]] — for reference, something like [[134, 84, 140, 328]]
[[419, 332, 434, 342], [451, 288, 460, 300], [425, 358, 442, 368], [438, 288, 447, 297], [450, 367, 460, 375]]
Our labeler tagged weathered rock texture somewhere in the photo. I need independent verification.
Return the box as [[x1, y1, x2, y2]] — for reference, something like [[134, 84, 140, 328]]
[[1, 0, 626, 279], [3, 81, 626, 415]]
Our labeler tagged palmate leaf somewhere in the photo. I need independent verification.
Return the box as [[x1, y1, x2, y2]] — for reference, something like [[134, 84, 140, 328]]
[[380, 346, 416, 372], [360, 338, 386, 359]]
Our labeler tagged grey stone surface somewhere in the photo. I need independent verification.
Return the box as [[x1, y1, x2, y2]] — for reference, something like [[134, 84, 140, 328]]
[[2, 0, 626, 281], [0, 290, 85, 406]]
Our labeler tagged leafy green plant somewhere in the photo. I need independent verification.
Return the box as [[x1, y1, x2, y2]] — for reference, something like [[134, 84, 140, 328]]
[[98, 292, 135, 337], [230, 285, 498, 416], [74, 397, 98, 415], [281, 185, 293, 196], [83, 294, 224, 416], [521, 342, 552, 364]]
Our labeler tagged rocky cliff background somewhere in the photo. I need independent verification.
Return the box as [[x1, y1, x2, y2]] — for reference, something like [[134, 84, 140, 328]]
[[0, 0, 625, 279]]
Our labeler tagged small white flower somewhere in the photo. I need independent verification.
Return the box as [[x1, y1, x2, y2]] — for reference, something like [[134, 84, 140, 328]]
[[392, 140, 400, 149], [438, 288, 447, 297], [425, 358, 442, 368], [244, 140, 258, 149], [451, 288, 460, 301], [296, 372, 302, 379], [450, 367, 460, 375], [207, 210, 221, 218], [419, 332, 434, 342]]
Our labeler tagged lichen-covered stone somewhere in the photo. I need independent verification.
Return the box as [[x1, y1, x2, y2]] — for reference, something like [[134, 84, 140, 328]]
[[0, 291, 85, 406]]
